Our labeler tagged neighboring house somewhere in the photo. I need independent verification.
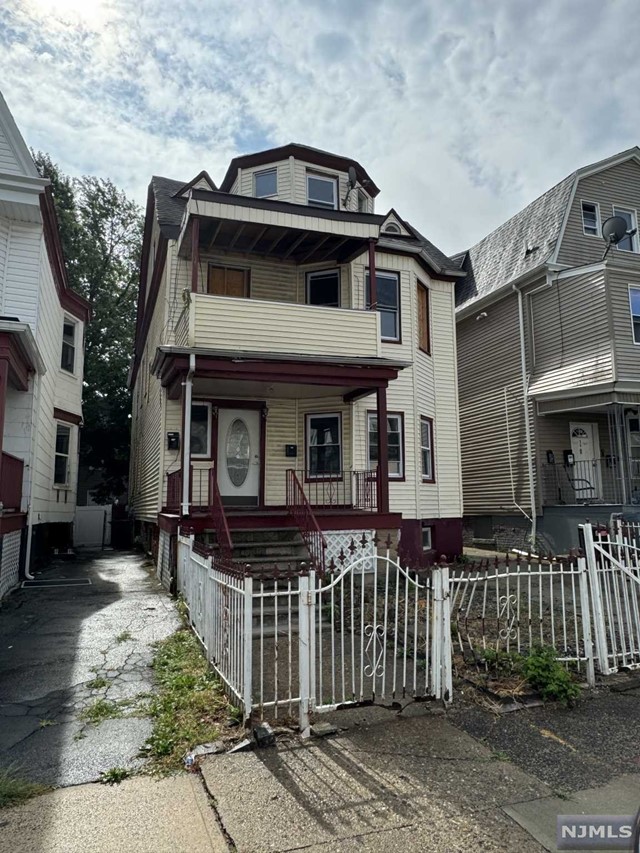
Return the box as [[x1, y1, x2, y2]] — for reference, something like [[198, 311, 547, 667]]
[[129, 143, 464, 573], [0, 91, 90, 596], [455, 146, 640, 552]]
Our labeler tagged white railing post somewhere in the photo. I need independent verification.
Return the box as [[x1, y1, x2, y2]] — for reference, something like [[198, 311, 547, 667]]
[[430, 567, 442, 700], [243, 574, 253, 722], [298, 572, 311, 736], [582, 522, 612, 674], [577, 556, 596, 687], [440, 565, 453, 705]]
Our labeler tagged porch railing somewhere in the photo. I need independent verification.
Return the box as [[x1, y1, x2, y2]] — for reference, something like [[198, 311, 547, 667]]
[[286, 470, 327, 572], [286, 468, 377, 511], [209, 468, 233, 561], [541, 458, 626, 506], [0, 453, 24, 511]]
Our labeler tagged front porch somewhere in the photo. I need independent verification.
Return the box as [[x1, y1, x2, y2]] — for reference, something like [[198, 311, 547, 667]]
[[154, 347, 406, 564]]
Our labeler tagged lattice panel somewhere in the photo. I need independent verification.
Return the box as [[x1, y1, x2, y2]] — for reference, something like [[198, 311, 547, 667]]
[[0, 530, 22, 599], [158, 529, 172, 589], [324, 529, 375, 573]]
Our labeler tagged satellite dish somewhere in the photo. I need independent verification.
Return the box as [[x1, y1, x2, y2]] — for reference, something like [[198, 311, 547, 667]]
[[602, 216, 632, 245], [347, 165, 357, 189]]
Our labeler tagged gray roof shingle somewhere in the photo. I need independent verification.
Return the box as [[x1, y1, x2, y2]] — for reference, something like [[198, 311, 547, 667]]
[[455, 172, 576, 309], [151, 176, 187, 239]]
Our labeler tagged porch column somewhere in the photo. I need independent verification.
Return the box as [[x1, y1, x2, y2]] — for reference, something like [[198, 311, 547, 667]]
[[368, 238, 377, 308], [191, 216, 200, 293], [376, 385, 389, 513], [0, 357, 7, 486]]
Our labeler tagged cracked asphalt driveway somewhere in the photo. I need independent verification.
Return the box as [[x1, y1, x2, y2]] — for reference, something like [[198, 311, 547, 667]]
[[0, 550, 179, 786]]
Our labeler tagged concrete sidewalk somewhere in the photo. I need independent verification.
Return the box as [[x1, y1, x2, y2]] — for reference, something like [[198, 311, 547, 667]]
[[0, 775, 228, 853]]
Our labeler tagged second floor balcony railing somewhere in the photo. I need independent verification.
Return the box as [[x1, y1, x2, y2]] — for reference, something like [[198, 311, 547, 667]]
[[178, 293, 382, 359]]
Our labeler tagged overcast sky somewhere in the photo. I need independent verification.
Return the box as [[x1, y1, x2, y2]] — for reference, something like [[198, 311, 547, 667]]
[[1, 0, 638, 255]]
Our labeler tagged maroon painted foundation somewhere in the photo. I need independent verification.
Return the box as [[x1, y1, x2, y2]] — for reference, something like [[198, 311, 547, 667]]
[[399, 517, 463, 567]]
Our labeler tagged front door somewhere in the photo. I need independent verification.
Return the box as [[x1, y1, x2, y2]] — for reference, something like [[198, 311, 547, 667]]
[[217, 408, 261, 506], [570, 422, 602, 500]]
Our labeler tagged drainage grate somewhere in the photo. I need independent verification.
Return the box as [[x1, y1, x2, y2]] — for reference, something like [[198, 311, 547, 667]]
[[22, 578, 92, 588]]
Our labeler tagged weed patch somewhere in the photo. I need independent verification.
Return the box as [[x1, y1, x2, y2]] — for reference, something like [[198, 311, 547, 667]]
[[87, 676, 109, 690], [100, 767, 131, 785], [144, 628, 232, 772], [522, 646, 581, 706], [79, 699, 124, 724], [0, 768, 48, 809], [115, 631, 133, 644]]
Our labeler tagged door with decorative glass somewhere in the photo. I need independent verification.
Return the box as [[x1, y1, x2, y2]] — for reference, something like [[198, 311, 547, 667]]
[[216, 409, 261, 505]]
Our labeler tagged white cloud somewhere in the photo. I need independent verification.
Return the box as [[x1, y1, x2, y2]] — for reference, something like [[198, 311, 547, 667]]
[[1, 0, 639, 254]]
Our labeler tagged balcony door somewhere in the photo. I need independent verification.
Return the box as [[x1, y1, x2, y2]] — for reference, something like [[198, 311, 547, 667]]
[[217, 408, 261, 506], [570, 422, 602, 500]]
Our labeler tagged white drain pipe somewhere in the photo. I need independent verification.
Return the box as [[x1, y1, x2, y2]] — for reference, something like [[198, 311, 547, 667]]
[[515, 286, 537, 546]]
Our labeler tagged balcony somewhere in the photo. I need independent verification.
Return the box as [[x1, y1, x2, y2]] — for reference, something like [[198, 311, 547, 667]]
[[181, 293, 382, 359], [0, 452, 24, 511]]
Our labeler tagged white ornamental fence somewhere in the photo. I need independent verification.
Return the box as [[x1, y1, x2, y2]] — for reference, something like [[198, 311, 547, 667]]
[[176, 533, 452, 729]]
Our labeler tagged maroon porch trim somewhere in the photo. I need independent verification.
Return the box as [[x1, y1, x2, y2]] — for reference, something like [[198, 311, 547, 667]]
[[0, 332, 32, 392], [0, 513, 27, 535]]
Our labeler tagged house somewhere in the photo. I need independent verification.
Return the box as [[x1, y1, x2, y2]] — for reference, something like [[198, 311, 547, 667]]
[[455, 146, 640, 552], [0, 91, 90, 597], [129, 143, 464, 575]]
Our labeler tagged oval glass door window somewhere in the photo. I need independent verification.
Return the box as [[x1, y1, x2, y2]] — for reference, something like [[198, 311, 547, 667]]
[[226, 418, 250, 487]]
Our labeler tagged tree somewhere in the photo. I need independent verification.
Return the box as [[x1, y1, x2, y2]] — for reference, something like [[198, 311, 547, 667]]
[[34, 153, 144, 503]]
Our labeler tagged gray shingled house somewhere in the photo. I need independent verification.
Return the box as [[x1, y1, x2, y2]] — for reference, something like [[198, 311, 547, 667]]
[[455, 147, 640, 552]]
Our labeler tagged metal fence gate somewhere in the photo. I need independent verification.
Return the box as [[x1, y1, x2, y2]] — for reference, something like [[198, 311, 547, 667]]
[[298, 545, 452, 733], [582, 521, 640, 674]]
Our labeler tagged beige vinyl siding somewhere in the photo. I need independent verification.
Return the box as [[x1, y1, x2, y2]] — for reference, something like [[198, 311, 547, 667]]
[[607, 262, 640, 381], [457, 293, 530, 516], [536, 412, 612, 461], [264, 399, 297, 505], [236, 160, 292, 202], [0, 125, 22, 174], [557, 160, 640, 267], [161, 396, 182, 507], [528, 268, 613, 395], [190, 292, 381, 358]]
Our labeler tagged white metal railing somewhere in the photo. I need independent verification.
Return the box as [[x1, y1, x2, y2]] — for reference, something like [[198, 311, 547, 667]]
[[582, 521, 640, 674], [450, 558, 595, 685]]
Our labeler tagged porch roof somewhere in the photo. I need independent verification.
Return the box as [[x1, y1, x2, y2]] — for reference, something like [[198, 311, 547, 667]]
[[152, 346, 409, 401], [0, 319, 46, 389]]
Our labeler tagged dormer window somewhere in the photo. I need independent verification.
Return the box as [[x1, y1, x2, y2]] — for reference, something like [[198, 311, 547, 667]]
[[357, 191, 368, 213], [307, 173, 337, 210], [383, 222, 401, 235], [255, 168, 277, 198]]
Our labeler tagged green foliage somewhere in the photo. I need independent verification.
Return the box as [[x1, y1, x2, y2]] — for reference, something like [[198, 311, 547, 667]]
[[87, 676, 109, 689], [481, 647, 524, 675], [0, 768, 48, 808], [521, 646, 581, 706], [79, 699, 124, 724], [115, 631, 133, 644], [100, 767, 131, 785], [33, 152, 143, 502], [145, 629, 228, 771]]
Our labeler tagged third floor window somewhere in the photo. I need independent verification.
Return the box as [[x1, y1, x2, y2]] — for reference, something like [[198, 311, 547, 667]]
[[255, 168, 277, 198], [614, 207, 639, 253], [307, 173, 337, 210]]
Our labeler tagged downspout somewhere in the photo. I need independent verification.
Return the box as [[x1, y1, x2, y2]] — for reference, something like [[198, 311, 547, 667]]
[[515, 286, 537, 545], [24, 370, 42, 579], [181, 353, 195, 516]]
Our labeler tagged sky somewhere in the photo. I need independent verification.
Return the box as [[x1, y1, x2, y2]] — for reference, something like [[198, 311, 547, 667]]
[[1, 0, 639, 255]]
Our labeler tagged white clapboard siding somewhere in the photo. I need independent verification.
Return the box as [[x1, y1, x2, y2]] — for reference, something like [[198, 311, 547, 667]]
[[2, 222, 40, 328], [0, 124, 23, 175], [191, 292, 381, 358], [607, 262, 640, 381]]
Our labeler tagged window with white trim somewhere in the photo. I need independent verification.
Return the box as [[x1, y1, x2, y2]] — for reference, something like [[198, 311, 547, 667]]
[[307, 413, 341, 477], [190, 403, 211, 458], [629, 286, 640, 344], [614, 207, 639, 253], [366, 271, 400, 341], [307, 173, 337, 210], [357, 190, 368, 213], [306, 269, 340, 307], [254, 168, 277, 198], [54, 424, 71, 486], [61, 320, 76, 373], [367, 413, 404, 478], [422, 524, 433, 552], [581, 201, 600, 237], [420, 417, 434, 482]]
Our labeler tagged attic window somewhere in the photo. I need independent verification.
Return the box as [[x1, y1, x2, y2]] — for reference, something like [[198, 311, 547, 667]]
[[383, 223, 401, 234], [255, 168, 277, 198], [581, 201, 600, 237]]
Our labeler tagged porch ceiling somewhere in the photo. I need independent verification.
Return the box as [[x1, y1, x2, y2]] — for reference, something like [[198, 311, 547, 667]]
[[153, 346, 408, 402], [179, 214, 371, 266], [191, 376, 374, 401]]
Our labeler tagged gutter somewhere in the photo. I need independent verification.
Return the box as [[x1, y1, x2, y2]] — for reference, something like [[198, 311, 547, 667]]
[[514, 285, 537, 545]]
